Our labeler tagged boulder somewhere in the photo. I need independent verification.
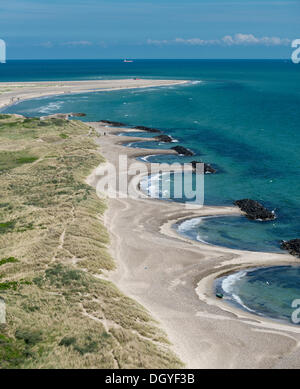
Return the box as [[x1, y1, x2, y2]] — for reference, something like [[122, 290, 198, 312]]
[[281, 239, 300, 257], [154, 134, 173, 143], [99, 120, 126, 127], [191, 161, 217, 174], [133, 125, 161, 133], [171, 146, 194, 156], [71, 112, 86, 117], [234, 199, 276, 221]]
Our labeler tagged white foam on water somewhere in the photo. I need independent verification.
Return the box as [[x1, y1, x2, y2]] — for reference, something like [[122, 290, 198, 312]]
[[39, 101, 63, 114], [140, 173, 161, 197], [139, 154, 157, 162], [186, 80, 203, 86], [231, 293, 257, 313], [177, 217, 203, 233], [222, 270, 247, 295]]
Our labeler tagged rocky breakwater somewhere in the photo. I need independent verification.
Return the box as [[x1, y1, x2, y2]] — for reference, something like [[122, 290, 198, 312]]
[[190, 161, 217, 174], [171, 145, 194, 156], [99, 120, 127, 127], [154, 134, 174, 143], [234, 199, 276, 221], [281, 239, 300, 258]]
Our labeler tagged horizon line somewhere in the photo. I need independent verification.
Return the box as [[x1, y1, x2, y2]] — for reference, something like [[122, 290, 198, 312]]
[[3, 58, 292, 61]]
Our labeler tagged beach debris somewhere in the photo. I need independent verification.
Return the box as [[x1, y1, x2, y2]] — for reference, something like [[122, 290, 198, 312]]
[[234, 199, 276, 221], [154, 134, 173, 143], [98, 120, 126, 127], [281, 239, 300, 258], [216, 293, 223, 299], [190, 161, 217, 174], [171, 145, 194, 156]]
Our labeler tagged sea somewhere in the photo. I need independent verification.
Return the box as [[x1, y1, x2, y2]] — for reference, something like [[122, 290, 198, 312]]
[[1, 59, 300, 322]]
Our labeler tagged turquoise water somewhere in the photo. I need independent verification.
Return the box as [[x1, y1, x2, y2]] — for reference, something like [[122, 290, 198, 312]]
[[2, 59, 300, 323], [215, 266, 300, 324], [2, 60, 300, 250], [175, 216, 283, 253]]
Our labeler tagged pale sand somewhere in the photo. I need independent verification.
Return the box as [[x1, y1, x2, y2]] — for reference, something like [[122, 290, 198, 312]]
[[87, 122, 300, 369], [0, 79, 188, 110], [5, 77, 300, 368]]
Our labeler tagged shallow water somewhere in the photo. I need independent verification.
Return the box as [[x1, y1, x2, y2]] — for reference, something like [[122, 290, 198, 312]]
[[175, 215, 283, 253], [215, 266, 300, 324]]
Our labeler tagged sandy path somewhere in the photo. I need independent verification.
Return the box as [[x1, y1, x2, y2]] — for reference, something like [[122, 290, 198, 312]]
[[87, 122, 300, 369]]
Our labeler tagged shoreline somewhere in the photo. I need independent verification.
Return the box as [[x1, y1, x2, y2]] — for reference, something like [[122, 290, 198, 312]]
[[0, 79, 188, 111], [4, 78, 300, 368], [87, 120, 300, 369]]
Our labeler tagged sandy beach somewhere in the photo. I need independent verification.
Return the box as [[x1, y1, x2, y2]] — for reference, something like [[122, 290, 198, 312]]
[[0, 79, 188, 110], [87, 121, 300, 369], [3, 77, 300, 368]]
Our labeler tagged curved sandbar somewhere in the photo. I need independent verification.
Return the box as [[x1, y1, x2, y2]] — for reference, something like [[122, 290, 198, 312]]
[[0, 79, 188, 110], [87, 121, 300, 369]]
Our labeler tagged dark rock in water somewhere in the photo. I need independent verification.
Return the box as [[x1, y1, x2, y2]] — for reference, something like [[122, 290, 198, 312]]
[[154, 134, 173, 143], [133, 125, 161, 133], [71, 112, 86, 117], [171, 146, 194, 156], [191, 161, 217, 174], [281, 239, 300, 257], [234, 199, 275, 221], [204, 164, 217, 174], [99, 120, 126, 127]]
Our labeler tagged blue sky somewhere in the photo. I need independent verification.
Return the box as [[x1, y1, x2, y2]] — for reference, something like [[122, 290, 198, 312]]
[[0, 0, 299, 59]]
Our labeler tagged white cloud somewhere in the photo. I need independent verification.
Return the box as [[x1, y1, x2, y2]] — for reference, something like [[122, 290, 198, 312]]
[[62, 41, 92, 47], [38, 41, 54, 48], [147, 34, 291, 47], [222, 33, 290, 46]]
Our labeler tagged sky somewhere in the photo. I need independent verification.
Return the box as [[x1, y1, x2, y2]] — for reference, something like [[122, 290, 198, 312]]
[[0, 0, 299, 59]]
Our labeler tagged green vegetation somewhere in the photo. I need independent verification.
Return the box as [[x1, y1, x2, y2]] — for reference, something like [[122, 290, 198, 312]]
[[0, 150, 38, 171], [0, 114, 11, 119], [0, 281, 19, 290], [0, 257, 18, 266], [0, 114, 182, 369]]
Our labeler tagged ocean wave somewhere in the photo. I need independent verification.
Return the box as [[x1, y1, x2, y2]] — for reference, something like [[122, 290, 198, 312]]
[[139, 154, 157, 162], [177, 217, 203, 233], [140, 173, 160, 196], [221, 270, 257, 313], [231, 293, 257, 314], [222, 270, 247, 295]]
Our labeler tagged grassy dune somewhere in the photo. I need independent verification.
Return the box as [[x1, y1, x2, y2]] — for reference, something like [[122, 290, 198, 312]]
[[0, 115, 183, 369]]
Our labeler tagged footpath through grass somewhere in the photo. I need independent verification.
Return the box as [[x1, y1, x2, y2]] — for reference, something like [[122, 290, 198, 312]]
[[0, 115, 182, 369]]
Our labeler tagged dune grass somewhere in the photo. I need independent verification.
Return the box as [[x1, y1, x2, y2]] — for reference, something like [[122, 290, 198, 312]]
[[0, 114, 183, 369]]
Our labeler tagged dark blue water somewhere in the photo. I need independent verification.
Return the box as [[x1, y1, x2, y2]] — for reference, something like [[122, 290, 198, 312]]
[[2, 59, 300, 250]]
